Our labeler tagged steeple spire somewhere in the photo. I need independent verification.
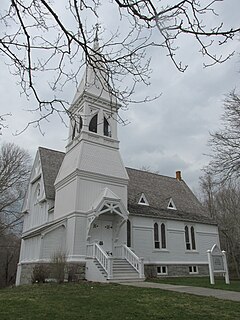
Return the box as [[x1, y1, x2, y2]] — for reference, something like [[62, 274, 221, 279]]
[[93, 23, 100, 51], [71, 24, 117, 105]]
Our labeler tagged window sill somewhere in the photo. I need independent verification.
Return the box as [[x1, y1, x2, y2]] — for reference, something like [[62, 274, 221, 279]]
[[185, 250, 199, 254], [189, 272, 199, 275], [153, 249, 169, 253]]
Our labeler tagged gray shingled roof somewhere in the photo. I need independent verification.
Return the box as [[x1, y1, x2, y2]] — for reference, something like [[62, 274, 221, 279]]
[[39, 147, 65, 200], [126, 167, 215, 224], [38, 147, 215, 224]]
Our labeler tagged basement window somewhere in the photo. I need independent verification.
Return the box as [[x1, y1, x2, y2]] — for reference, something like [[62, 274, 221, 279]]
[[189, 266, 198, 274], [157, 266, 168, 275]]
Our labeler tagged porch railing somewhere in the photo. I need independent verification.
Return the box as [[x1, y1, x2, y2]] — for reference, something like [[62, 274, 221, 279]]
[[114, 244, 145, 278], [86, 243, 144, 279], [86, 243, 113, 279]]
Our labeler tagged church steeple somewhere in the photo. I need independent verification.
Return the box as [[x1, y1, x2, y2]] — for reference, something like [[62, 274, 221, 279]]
[[72, 26, 117, 106], [67, 32, 119, 150], [93, 23, 100, 51]]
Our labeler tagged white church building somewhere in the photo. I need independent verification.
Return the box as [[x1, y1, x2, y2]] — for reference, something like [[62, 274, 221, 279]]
[[16, 39, 219, 285]]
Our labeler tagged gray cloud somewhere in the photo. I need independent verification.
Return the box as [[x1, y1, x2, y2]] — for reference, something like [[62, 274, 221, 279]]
[[1, 0, 240, 194]]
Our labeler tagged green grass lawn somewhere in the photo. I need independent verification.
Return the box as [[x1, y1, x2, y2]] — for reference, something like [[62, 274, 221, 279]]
[[0, 282, 240, 320], [147, 276, 240, 292]]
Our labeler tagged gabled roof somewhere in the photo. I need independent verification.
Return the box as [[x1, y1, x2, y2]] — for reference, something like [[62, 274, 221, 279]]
[[126, 167, 215, 225], [38, 147, 215, 224], [38, 147, 65, 200]]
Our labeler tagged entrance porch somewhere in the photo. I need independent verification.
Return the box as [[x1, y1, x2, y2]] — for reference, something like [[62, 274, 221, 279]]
[[85, 188, 144, 281]]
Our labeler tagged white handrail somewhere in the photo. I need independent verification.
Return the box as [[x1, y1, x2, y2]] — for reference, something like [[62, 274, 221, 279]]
[[122, 245, 145, 278], [87, 243, 113, 279], [87, 243, 144, 279], [86, 243, 95, 257], [95, 243, 109, 273]]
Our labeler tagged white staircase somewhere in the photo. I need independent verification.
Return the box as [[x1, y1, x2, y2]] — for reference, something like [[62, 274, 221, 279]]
[[112, 258, 143, 281], [86, 244, 145, 282], [94, 258, 143, 282]]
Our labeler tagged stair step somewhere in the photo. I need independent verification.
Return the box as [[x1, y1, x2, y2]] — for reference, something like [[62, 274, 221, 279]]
[[93, 258, 142, 281], [113, 269, 137, 272], [109, 278, 145, 283], [113, 273, 138, 277]]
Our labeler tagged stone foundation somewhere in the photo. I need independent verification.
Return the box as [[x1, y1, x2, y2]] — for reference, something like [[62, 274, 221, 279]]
[[17, 262, 86, 285], [144, 264, 209, 278]]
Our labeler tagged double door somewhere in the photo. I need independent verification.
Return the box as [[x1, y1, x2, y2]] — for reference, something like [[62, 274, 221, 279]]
[[91, 218, 113, 254]]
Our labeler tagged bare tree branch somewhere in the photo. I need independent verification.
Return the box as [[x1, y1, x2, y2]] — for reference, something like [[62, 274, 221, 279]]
[[199, 173, 240, 278], [206, 91, 240, 182], [0, 1, 239, 131], [0, 142, 31, 235]]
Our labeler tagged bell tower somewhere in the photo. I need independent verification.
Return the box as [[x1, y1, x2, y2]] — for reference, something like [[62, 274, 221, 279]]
[[54, 35, 129, 238], [65, 31, 119, 153]]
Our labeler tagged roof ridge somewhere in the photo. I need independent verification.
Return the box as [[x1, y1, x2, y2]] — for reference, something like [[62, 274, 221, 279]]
[[39, 146, 65, 155], [126, 166, 182, 181]]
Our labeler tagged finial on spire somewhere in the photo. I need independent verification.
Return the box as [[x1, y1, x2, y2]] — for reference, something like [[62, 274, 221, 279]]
[[93, 23, 100, 51], [94, 23, 99, 41]]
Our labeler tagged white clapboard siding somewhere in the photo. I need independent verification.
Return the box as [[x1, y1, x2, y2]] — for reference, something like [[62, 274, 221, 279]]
[[23, 236, 41, 261], [41, 226, 66, 260]]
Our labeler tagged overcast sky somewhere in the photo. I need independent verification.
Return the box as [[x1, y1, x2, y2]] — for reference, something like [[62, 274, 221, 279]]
[[1, 1, 240, 194]]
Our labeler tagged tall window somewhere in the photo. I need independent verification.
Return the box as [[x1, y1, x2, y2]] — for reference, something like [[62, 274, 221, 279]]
[[104, 117, 111, 137], [89, 114, 98, 133], [34, 183, 41, 204], [77, 116, 83, 133], [185, 225, 196, 250], [190, 226, 196, 250], [127, 220, 131, 247], [154, 223, 160, 249], [72, 120, 76, 140], [72, 116, 83, 140], [161, 223, 166, 249], [154, 222, 166, 249], [185, 226, 190, 250]]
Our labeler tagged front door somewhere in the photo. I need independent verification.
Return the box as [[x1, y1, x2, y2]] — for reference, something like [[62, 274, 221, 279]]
[[91, 217, 113, 254]]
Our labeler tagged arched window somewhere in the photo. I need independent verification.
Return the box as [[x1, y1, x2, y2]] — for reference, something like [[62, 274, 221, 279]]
[[127, 220, 131, 247], [185, 225, 196, 250], [161, 223, 166, 249], [154, 222, 167, 249], [154, 223, 160, 249], [104, 116, 111, 137], [77, 116, 83, 133], [185, 226, 190, 250], [191, 226, 196, 250], [34, 183, 41, 204], [72, 120, 77, 140], [89, 114, 98, 133]]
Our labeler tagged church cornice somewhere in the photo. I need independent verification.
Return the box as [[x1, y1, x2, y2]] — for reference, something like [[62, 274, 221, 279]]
[[22, 211, 89, 239], [69, 91, 120, 113], [55, 168, 128, 191], [66, 131, 120, 152]]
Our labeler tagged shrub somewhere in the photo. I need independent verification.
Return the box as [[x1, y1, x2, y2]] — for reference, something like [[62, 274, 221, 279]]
[[51, 252, 67, 284], [32, 264, 49, 283]]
